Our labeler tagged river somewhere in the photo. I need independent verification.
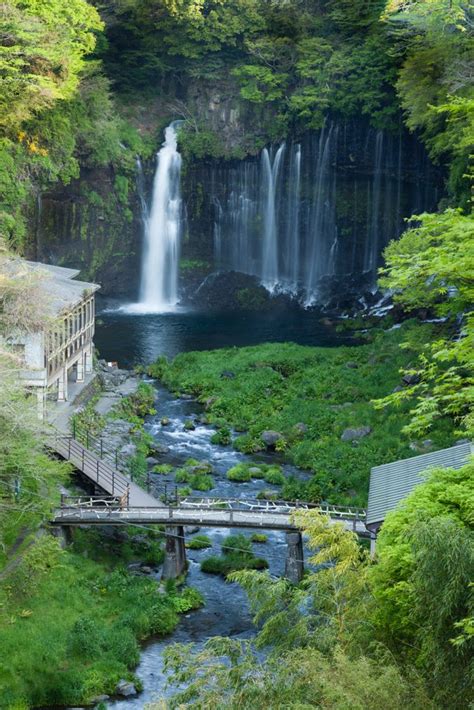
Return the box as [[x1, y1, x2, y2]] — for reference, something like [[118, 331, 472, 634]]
[[94, 303, 351, 708]]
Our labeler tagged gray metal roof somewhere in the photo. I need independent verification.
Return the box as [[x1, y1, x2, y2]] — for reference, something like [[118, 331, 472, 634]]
[[5, 259, 99, 316], [367, 442, 472, 526]]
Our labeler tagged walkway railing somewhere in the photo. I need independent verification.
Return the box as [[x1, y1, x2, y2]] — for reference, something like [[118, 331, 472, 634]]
[[57, 494, 366, 522], [50, 434, 130, 503]]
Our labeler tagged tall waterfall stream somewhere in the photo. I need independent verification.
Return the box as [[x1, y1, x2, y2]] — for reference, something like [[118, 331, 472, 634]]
[[127, 123, 183, 314]]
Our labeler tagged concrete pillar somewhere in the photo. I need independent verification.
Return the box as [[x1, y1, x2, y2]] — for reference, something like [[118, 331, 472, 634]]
[[85, 344, 93, 374], [162, 526, 187, 580], [370, 532, 377, 558], [76, 353, 84, 382], [57, 367, 68, 401], [285, 531, 304, 584], [36, 389, 45, 420]]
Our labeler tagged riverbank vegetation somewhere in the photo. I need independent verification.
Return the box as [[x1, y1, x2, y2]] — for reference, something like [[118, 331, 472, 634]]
[[0, 248, 203, 708], [201, 533, 268, 577], [149, 322, 455, 506], [159, 461, 473, 709]]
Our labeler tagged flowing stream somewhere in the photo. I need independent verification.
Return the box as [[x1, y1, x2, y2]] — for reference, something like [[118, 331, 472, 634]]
[[106, 385, 305, 707]]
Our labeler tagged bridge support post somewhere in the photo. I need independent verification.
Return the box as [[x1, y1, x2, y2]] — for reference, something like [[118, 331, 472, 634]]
[[285, 531, 304, 584], [162, 526, 187, 580]]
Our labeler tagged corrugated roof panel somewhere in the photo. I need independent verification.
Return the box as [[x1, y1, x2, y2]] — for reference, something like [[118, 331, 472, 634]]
[[367, 443, 472, 525]]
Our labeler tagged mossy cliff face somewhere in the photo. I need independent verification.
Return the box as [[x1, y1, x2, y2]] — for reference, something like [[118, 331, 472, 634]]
[[35, 165, 142, 297], [32, 109, 442, 301]]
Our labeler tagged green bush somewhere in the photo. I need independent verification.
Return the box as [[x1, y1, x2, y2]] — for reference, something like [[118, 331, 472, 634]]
[[227, 464, 252, 482], [251, 533, 268, 543], [153, 464, 174, 474], [201, 533, 268, 577], [186, 534, 213, 550], [190, 473, 214, 491], [211, 427, 232, 445]]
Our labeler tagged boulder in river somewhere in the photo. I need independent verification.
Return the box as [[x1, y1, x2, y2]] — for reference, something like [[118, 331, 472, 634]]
[[161, 417, 170, 426], [221, 370, 236, 379], [120, 443, 137, 458], [115, 680, 138, 697], [340, 426, 372, 442], [149, 443, 170, 455], [184, 419, 196, 431], [261, 430, 283, 448]]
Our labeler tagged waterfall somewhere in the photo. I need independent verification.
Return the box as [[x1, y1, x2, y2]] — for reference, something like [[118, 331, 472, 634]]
[[304, 123, 337, 304], [207, 121, 439, 308], [364, 130, 383, 275], [284, 143, 301, 293], [212, 197, 223, 266], [135, 157, 148, 223], [261, 143, 285, 290], [138, 121, 182, 311]]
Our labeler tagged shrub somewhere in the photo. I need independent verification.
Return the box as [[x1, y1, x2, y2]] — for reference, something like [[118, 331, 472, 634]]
[[263, 466, 285, 485], [153, 464, 174, 474], [186, 534, 213, 550], [251, 533, 268, 543], [201, 534, 268, 577], [227, 464, 252, 482], [189, 473, 214, 491], [211, 427, 232, 445]]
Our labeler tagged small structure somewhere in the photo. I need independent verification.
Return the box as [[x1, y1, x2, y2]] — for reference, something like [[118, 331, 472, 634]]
[[366, 442, 472, 552], [1, 260, 99, 418]]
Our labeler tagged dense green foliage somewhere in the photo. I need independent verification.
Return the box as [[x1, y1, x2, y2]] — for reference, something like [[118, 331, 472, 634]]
[[370, 461, 474, 707], [149, 323, 455, 505], [200, 533, 268, 577], [158, 464, 473, 708], [0, 536, 202, 707], [376, 209, 474, 438]]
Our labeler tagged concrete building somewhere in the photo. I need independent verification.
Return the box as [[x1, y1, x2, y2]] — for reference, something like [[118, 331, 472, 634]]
[[2, 261, 100, 418]]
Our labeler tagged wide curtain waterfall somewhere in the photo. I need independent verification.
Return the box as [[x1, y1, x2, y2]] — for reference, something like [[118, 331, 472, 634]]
[[196, 121, 439, 306], [137, 122, 182, 311]]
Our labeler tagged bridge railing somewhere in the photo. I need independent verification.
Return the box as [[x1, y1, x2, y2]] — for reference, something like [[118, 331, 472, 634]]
[[50, 435, 130, 502], [58, 494, 366, 521]]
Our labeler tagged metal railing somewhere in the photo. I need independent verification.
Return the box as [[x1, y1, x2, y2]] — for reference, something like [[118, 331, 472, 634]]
[[51, 435, 130, 503], [72, 421, 122, 469]]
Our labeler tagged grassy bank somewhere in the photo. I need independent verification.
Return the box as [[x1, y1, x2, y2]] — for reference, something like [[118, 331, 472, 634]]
[[0, 528, 202, 708], [149, 322, 455, 506]]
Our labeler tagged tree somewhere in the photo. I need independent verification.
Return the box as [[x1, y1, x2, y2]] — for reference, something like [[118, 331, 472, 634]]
[[0, 0, 103, 131], [376, 209, 474, 438], [370, 462, 474, 708]]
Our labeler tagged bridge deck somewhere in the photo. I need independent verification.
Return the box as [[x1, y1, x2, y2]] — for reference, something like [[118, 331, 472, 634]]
[[49, 435, 158, 507], [53, 500, 368, 536]]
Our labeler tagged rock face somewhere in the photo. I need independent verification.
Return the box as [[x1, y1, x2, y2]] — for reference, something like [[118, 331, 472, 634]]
[[402, 373, 421, 386], [261, 430, 283, 447], [115, 679, 138, 697], [340, 426, 372, 442]]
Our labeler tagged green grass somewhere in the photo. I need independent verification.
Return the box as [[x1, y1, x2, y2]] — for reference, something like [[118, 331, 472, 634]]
[[153, 463, 174, 474], [186, 534, 213, 550], [0, 533, 203, 708], [226, 462, 285, 485], [251, 533, 268, 543], [200, 534, 268, 577], [149, 323, 455, 506]]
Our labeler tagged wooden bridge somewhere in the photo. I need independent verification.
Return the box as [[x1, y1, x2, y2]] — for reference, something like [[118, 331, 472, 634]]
[[49, 432, 369, 582]]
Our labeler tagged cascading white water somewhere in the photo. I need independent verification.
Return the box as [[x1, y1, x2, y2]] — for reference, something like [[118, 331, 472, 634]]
[[138, 121, 182, 311], [261, 144, 285, 290], [209, 123, 437, 307], [286, 143, 301, 293]]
